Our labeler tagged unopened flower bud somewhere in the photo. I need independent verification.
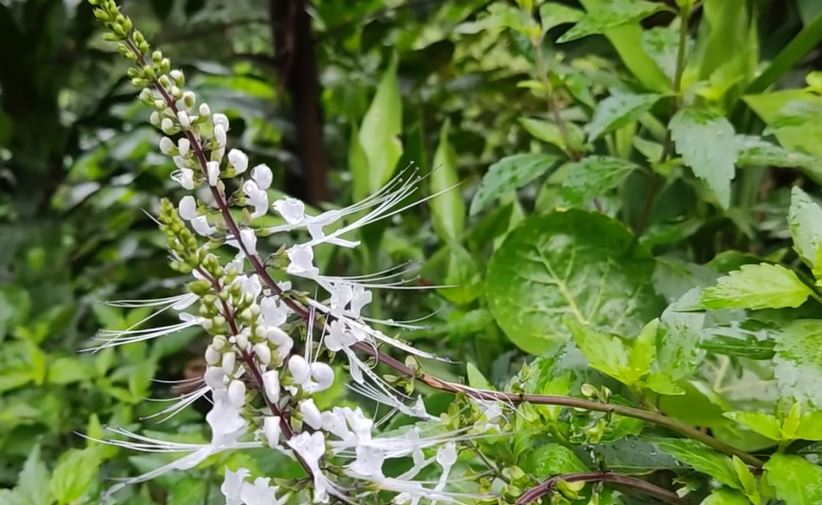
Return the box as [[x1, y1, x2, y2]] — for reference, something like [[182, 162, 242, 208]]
[[177, 111, 191, 128], [199, 103, 211, 118], [169, 69, 183, 84], [159, 136, 175, 155], [212, 335, 228, 350], [310, 362, 335, 392], [234, 331, 249, 350], [204, 366, 226, 389], [262, 370, 280, 403], [205, 345, 220, 365], [254, 343, 271, 366], [228, 149, 248, 174], [182, 91, 195, 109], [251, 164, 273, 190], [149, 111, 161, 125], [178, 138, 190, 156], [262, 416, 281, 448], [161, 117, 175, 134], [227, 380, 246, 408], [222, 351, 236, 374], [213, 113, 229, 131], [299, 399, 322, 430], [207, 161, 220, 186], [288, 355, 311, 384]]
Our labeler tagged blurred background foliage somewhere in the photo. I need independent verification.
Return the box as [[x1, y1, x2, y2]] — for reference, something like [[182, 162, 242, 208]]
[[2, 0, 822, 503]]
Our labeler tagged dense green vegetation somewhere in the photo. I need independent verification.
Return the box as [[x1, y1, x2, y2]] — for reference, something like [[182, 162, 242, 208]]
[[3, 0, 822, 504]]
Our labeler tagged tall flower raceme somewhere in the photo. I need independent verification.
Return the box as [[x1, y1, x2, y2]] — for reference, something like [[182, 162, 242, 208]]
[[87, 2, 500, 504]]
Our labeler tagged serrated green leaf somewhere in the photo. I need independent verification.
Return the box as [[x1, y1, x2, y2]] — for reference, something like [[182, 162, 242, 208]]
[[560, 156, 638, 204], [17, 445, 51, 505], [538, 3, 583, 35], [736, 135, 822, 173], [701, 263, 813, 310], [732, 455, 761, 505], [521, 443, 588, 477], [50, 448, 101, 505], [519, 117, 584, 153], [774, 320, 822, 407], [358, 54, 402, 196], [654, 438, 741, 489], [656, 290, 705, 381], [764, 454, 822, 505], [586, 93, 662, 140], [486, 210, 661, 355], [567, 319, 637, 385], [429, 120, 464, 241], [629, 319, 658, 380], [470, 153, 558, 215], [724, 411, 781, 440], [701, 489, 750, 505], [670, 108, 737, 208], [789, 186, 822, 268], [557, 0, 667, 43]]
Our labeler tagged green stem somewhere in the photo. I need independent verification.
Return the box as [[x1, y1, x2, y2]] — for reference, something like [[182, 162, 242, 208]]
[[533, 37, 580, 161], [516, 471, 686, 505]]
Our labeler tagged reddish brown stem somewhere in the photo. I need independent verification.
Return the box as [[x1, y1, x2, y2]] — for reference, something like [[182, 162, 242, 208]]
[[516, 472, 686, 505]]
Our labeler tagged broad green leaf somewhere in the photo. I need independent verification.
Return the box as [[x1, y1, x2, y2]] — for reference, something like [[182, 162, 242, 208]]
[[656, 290, 706, 381], [486, 210, 661, 355], [698, 0, 755, 83], [764, 454, 822, 505], [538, 3, 583, 35], [560, 156, 639, 204], [586, 93, 662, 140], [797, 411, 822, 440], [50, 448, 101, 505], [744, 90, 822, 157], [485, 3, 540, 39], [348, 123, 370, 202], [521, 443, 588, 477], [469, 153, 559, 215], [789, 187, 822, 267], [701, 324, 777, 360], [358, 54, 402, 196], [642, 23, 683, 81], [17, 446, 51, 505], [566, 319, 638, 385], [736, 135, 822, 175], [701, 489, 750, 505], [670, 108, 737, 208], [629, 319, 658, 380], [701, 263, 813, 310], [429, 120, 465, 241], [557, 0, 667, 43], [47, 357, 93, 385], [654, 438, 740, 489], [724, 411, 781, 440], [774, 320, 822, 407]]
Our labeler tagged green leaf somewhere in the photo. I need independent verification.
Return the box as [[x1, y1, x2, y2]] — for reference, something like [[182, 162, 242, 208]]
[[429, 120, 465, 241], [17, 446, 51, 505], [560, 156, 639, 204], [629, 319, 658, 380], [521, 443, 588, 477], [797, 411, 822, 440], [643, 24, 683, 81], [567, 319, 638, 385], [774, 320, 822, 407], [586, 93, 662, 141], [469, 153, 559, 216], [701, 489, 751, 505], [519, 117, 583, 153], [466, 362, 493, 390], [348, 123, 370, 202], [557, 0, 667, 43], [486, 210, 661, 355], [358, 54, 402, 196], [50, 448, 101, 505], [654, 438, 740, 489], [670, 108, 737, 208], [736, 135, 822, 174], [656, 290, 706, 381], [538, 3, 583, 35], [764, 454, 822, 505], [732, 455, 761, 505], [701, 263, 813, 310], [789, 186, 822, 267], [724, 411, 781, 440], [744, 90, 822, 158], [47, 357, 93, 385]]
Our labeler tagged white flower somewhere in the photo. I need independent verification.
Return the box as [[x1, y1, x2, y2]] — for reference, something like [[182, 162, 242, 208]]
[[159, 136, 174, 154], [222, 351, 237, 375], [207, 161, 220, 186], [204, 366, 227, 389], [325, 320, 358, 352], [286, 244, 319, 277], [262, 370, 280, 404], [205, 345, 220, 365], [178, 137, 191, 156], [229, 149, 249, 174], [272, 197, 305, 224], [262, 416, 281, 448], [253, 342, 271, 366], [191, 215, 216, 236], [260, 297, 289, 327], [243, 180, 269, 218], [161, 117, 174, 133], [214, 113, 230, 131], [199, 103, 211, 118], [178, 195, 197, 220], [222, 467, 250, 505], [177, 110, 191, 128], [300, 399, 323, 430], [172, 168, 195, 190], [287, 432, 335, 503], [288, 355, 311, 384], [252, 164, 273, 190], [240, 228, 257, 256]]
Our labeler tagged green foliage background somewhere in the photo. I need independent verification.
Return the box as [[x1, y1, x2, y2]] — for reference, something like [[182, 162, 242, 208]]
[[3, 0, 822, 503]]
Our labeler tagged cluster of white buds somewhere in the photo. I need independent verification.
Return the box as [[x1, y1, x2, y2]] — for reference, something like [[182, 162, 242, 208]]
[[88, 1, 496, 504]]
